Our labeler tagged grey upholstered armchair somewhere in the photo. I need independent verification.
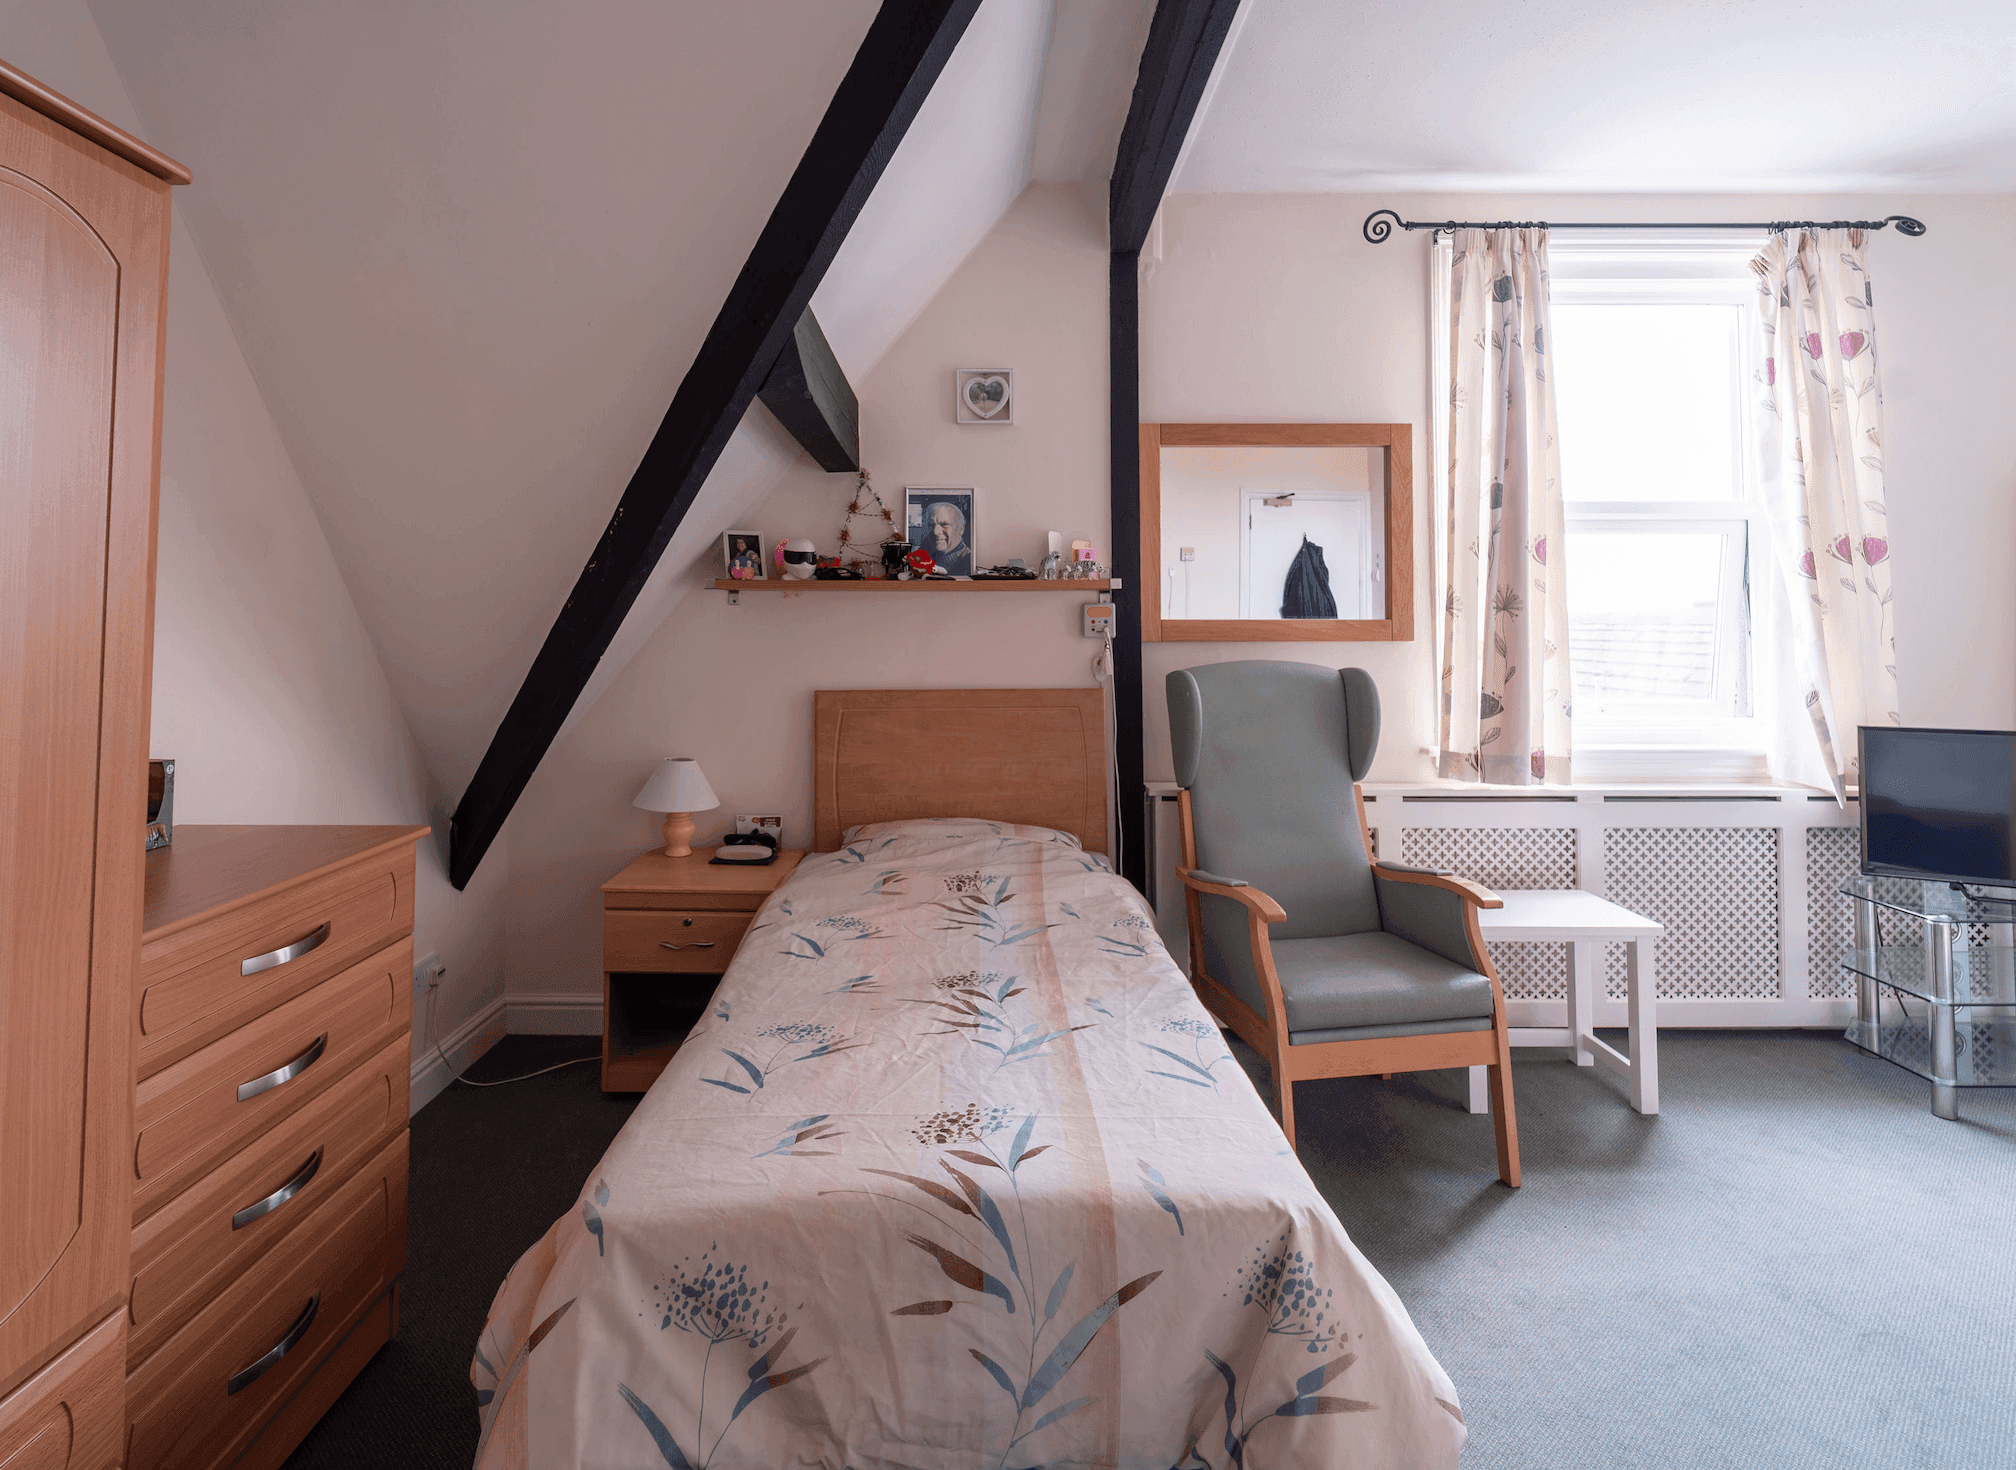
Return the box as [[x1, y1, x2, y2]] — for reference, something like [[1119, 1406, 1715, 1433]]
[[1168, 660, 1521, 1186]]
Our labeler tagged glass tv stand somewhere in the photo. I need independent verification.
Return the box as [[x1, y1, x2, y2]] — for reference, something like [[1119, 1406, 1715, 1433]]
[[1841, 874, 2016, 1119]]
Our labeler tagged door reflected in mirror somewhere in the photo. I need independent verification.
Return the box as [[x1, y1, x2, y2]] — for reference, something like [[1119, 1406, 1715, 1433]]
[[1140, 424, 1413, 643], [1160, 446, 1384, 621]]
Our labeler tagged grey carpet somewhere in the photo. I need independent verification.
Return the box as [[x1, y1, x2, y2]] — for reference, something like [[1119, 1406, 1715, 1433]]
[[1268, 1030, 2016, 1470], [279, 1031, 2015, 1469]]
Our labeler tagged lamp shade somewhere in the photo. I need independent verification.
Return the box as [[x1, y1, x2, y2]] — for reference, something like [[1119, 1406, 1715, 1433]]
[[633, 758, 719, 813]]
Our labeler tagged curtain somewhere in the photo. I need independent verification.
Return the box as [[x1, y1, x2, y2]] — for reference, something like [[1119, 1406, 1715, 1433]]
[[1750, 230, 1899, 798], [1437, 228, 1573, 784]]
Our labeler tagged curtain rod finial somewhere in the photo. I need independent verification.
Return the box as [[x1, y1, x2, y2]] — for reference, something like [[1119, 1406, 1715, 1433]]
[[1889, 215, 1927, 236], [1363, 208, 1403, 244]]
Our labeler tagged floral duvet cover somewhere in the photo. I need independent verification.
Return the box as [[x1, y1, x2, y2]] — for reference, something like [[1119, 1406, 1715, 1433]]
[[472, 819, 1464, 1469]]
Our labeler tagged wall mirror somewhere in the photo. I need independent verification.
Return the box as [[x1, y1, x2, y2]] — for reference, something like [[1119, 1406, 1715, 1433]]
[[1140, 423, 1413, 642]]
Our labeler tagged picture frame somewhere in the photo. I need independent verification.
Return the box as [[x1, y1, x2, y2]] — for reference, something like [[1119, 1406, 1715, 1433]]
[[905, 488, 977, 576], [955, 368, 1013, 425], [735, 814, 784, 844], [721, 530, 766, 581]]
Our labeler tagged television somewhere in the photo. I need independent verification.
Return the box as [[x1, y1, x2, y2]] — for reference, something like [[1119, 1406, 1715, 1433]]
[[1860, 726, 2016, 888]]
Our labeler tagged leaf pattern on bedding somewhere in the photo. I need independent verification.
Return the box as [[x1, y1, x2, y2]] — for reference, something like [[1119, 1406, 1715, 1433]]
[[622, 1249, 826, 1468], [903, 970, 1095, 1070], [836, 1113, 1165, 1463]]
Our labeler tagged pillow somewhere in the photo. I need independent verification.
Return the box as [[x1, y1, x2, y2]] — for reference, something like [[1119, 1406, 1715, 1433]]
[[838, 817, 1083, 850]]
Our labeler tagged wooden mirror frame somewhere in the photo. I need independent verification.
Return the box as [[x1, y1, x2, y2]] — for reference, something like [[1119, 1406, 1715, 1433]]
[[1140, 422, 1414, 642]]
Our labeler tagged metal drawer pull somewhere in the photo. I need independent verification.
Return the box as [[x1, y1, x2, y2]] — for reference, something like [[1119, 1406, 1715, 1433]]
[[237, 1033, 328, 1102], [659, 940, 717, 951], [232, 1148, 323, 1230], [241, 922, 331, 977], [228, 1294, 319, 1395]]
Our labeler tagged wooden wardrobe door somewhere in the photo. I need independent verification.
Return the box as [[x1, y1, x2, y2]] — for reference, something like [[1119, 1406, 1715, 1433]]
[[0, 88, 170, 1396]]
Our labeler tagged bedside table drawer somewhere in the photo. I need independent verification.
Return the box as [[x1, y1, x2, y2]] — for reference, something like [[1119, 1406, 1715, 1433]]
[[605, 910, 753, 971]]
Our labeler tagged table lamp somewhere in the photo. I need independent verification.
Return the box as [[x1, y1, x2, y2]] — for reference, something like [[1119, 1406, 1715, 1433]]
[[633, 758, 719, 858]]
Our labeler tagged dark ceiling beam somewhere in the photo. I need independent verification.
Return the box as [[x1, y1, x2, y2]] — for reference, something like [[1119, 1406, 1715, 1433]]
[[757, 307, 860, 472], [1109, 0, 1242, 254], [448, 0, 981, 889], [1108, 0, 1242, 892]]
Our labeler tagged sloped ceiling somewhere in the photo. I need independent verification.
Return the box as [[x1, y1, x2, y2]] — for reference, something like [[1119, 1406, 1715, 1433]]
[[86, 0, 1129, 804], [1177, 0, 2016, 192]]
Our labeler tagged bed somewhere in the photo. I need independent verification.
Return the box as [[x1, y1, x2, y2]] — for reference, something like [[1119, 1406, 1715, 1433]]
[[471, 689, 1465, 1469]]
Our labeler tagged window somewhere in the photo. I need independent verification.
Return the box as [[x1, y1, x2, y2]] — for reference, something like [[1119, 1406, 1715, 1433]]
[[1547, 236, 1768, 774]]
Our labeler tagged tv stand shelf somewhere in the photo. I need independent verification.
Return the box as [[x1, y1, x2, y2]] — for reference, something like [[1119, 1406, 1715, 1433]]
[[1840, 875, 2016, 1119]]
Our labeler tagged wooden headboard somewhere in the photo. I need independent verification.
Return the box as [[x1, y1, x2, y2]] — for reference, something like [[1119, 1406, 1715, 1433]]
[[813, 689, 1109, 854]]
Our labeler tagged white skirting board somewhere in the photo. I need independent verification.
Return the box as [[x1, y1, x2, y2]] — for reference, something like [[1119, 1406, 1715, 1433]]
[[504, 992, 604, 1035], [409, 997, 508, 1116], [408, 994, 605, 1115]]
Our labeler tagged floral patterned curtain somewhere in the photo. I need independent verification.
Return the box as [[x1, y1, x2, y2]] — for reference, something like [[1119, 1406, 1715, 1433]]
[[1437, 228, 1573, 784], [1750, 230, 1899, 797]]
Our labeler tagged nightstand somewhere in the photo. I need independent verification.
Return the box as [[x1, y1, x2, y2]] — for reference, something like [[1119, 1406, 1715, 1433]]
[[598, 848, 804, 1092]]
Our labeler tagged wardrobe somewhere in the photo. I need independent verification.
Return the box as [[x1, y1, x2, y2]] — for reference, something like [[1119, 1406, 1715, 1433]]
[[0, 57, 186, 1469]]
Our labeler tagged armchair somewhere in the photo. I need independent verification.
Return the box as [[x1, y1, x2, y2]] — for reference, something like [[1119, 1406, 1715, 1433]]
[[1167, 660, 1520, 1185]]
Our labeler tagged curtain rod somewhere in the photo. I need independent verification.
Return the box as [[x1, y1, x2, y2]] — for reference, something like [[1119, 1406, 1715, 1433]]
[[1361, 208, 1927, 244]]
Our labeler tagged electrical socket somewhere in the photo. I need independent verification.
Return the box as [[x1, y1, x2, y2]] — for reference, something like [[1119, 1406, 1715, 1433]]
[[413, 952, 445, 993]]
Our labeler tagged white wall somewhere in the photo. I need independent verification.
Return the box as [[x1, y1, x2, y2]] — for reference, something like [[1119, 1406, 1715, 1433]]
[[2, 1, 509, 1096], [500, 183, 1114, 1015], [1141, 191, 2016, 781]]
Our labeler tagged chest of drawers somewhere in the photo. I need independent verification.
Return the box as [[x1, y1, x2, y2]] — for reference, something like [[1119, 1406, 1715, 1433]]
[[132, 825, 427, 1470]]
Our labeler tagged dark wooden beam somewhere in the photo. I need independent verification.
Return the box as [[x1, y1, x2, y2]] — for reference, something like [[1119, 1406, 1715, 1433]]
[[758, 307, 860, 471], [448, 0, 981, 889], [1109, 251, 1147, 892], [1109, 0, 1242, 254], [1108, 0, 1242, 891]]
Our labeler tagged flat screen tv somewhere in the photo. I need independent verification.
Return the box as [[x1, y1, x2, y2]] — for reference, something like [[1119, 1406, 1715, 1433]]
[[1860, 726, 2016, 887]]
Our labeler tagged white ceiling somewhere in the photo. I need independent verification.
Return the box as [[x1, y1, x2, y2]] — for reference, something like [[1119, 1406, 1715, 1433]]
[[1178, 0, 2016, 193]]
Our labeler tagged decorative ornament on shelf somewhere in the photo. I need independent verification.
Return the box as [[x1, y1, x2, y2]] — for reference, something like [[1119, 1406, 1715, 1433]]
[[901, 546, 942, 580], [834, 466, 898, 576], [778, 538, 819, 580]]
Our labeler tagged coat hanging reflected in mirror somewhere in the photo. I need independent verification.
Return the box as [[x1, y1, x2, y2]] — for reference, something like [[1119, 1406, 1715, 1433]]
[[1140, 423, 1414, 642]]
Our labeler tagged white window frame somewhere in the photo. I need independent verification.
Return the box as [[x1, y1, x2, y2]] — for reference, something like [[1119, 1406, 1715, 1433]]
[[1546, 233, 1771, 779]]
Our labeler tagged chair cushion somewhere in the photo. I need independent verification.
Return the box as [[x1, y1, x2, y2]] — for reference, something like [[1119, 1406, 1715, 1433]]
[[1269, 930, 1495, 1034]]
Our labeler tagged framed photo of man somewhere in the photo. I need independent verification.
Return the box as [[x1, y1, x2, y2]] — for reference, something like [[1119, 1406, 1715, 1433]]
[[905, 488, 976, 576]]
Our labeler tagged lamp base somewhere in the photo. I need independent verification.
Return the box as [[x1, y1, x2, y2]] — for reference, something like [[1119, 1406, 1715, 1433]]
[[662, 811, 696, 858]]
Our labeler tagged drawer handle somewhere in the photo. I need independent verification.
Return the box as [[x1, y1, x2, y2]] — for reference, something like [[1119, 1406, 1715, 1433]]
[[232, 1147, 323, 1230], [238, 1033, 328, 1102], [659, 941, 717, 951], [241, 922, 331, 977], [228, 1294, 319, 1395]]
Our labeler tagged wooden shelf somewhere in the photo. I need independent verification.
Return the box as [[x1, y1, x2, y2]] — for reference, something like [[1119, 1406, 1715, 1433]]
[[713, 578, 1112, 593]]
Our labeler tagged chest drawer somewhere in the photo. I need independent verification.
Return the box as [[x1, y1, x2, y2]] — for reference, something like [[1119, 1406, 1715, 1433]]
[[133, 941, 410, 1223], [604, 909, 753, 972], [128, 1034, 409, 1368], [0, 1312, 124, 1470], [124, 1130, 407, 1470], [138, 845, 413, 1079]]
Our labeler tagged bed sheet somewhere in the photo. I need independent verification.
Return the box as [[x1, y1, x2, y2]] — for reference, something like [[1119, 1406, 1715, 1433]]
[[472, 819, 1464, 1469]]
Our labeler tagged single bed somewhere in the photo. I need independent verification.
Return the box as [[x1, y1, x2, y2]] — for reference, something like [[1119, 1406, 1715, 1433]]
[[471, 690, 1465, 1469]]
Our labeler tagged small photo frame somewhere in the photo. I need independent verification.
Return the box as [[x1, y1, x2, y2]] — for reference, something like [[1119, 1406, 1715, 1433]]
[[721, 530, 765, 581], [735, 814, 783, 842], [956, 368, 1013, 425], [906, 488, 977, 576]]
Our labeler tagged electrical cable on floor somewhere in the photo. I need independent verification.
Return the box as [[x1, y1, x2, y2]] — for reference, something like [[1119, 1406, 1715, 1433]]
[[423, 967, 601, 1088]]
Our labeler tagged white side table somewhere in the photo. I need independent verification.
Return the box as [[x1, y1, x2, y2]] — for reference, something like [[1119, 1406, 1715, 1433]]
[[1466, 889, 1664, 1115]]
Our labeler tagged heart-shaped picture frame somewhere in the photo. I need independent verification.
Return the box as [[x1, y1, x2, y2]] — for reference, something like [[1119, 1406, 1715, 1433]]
[[957, 369, 1013, 424]]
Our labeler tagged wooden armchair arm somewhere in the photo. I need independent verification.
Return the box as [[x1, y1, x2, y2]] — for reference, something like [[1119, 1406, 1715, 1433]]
[[1177, 866, 1287, 924], [1372, 862, 1502, 909]]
